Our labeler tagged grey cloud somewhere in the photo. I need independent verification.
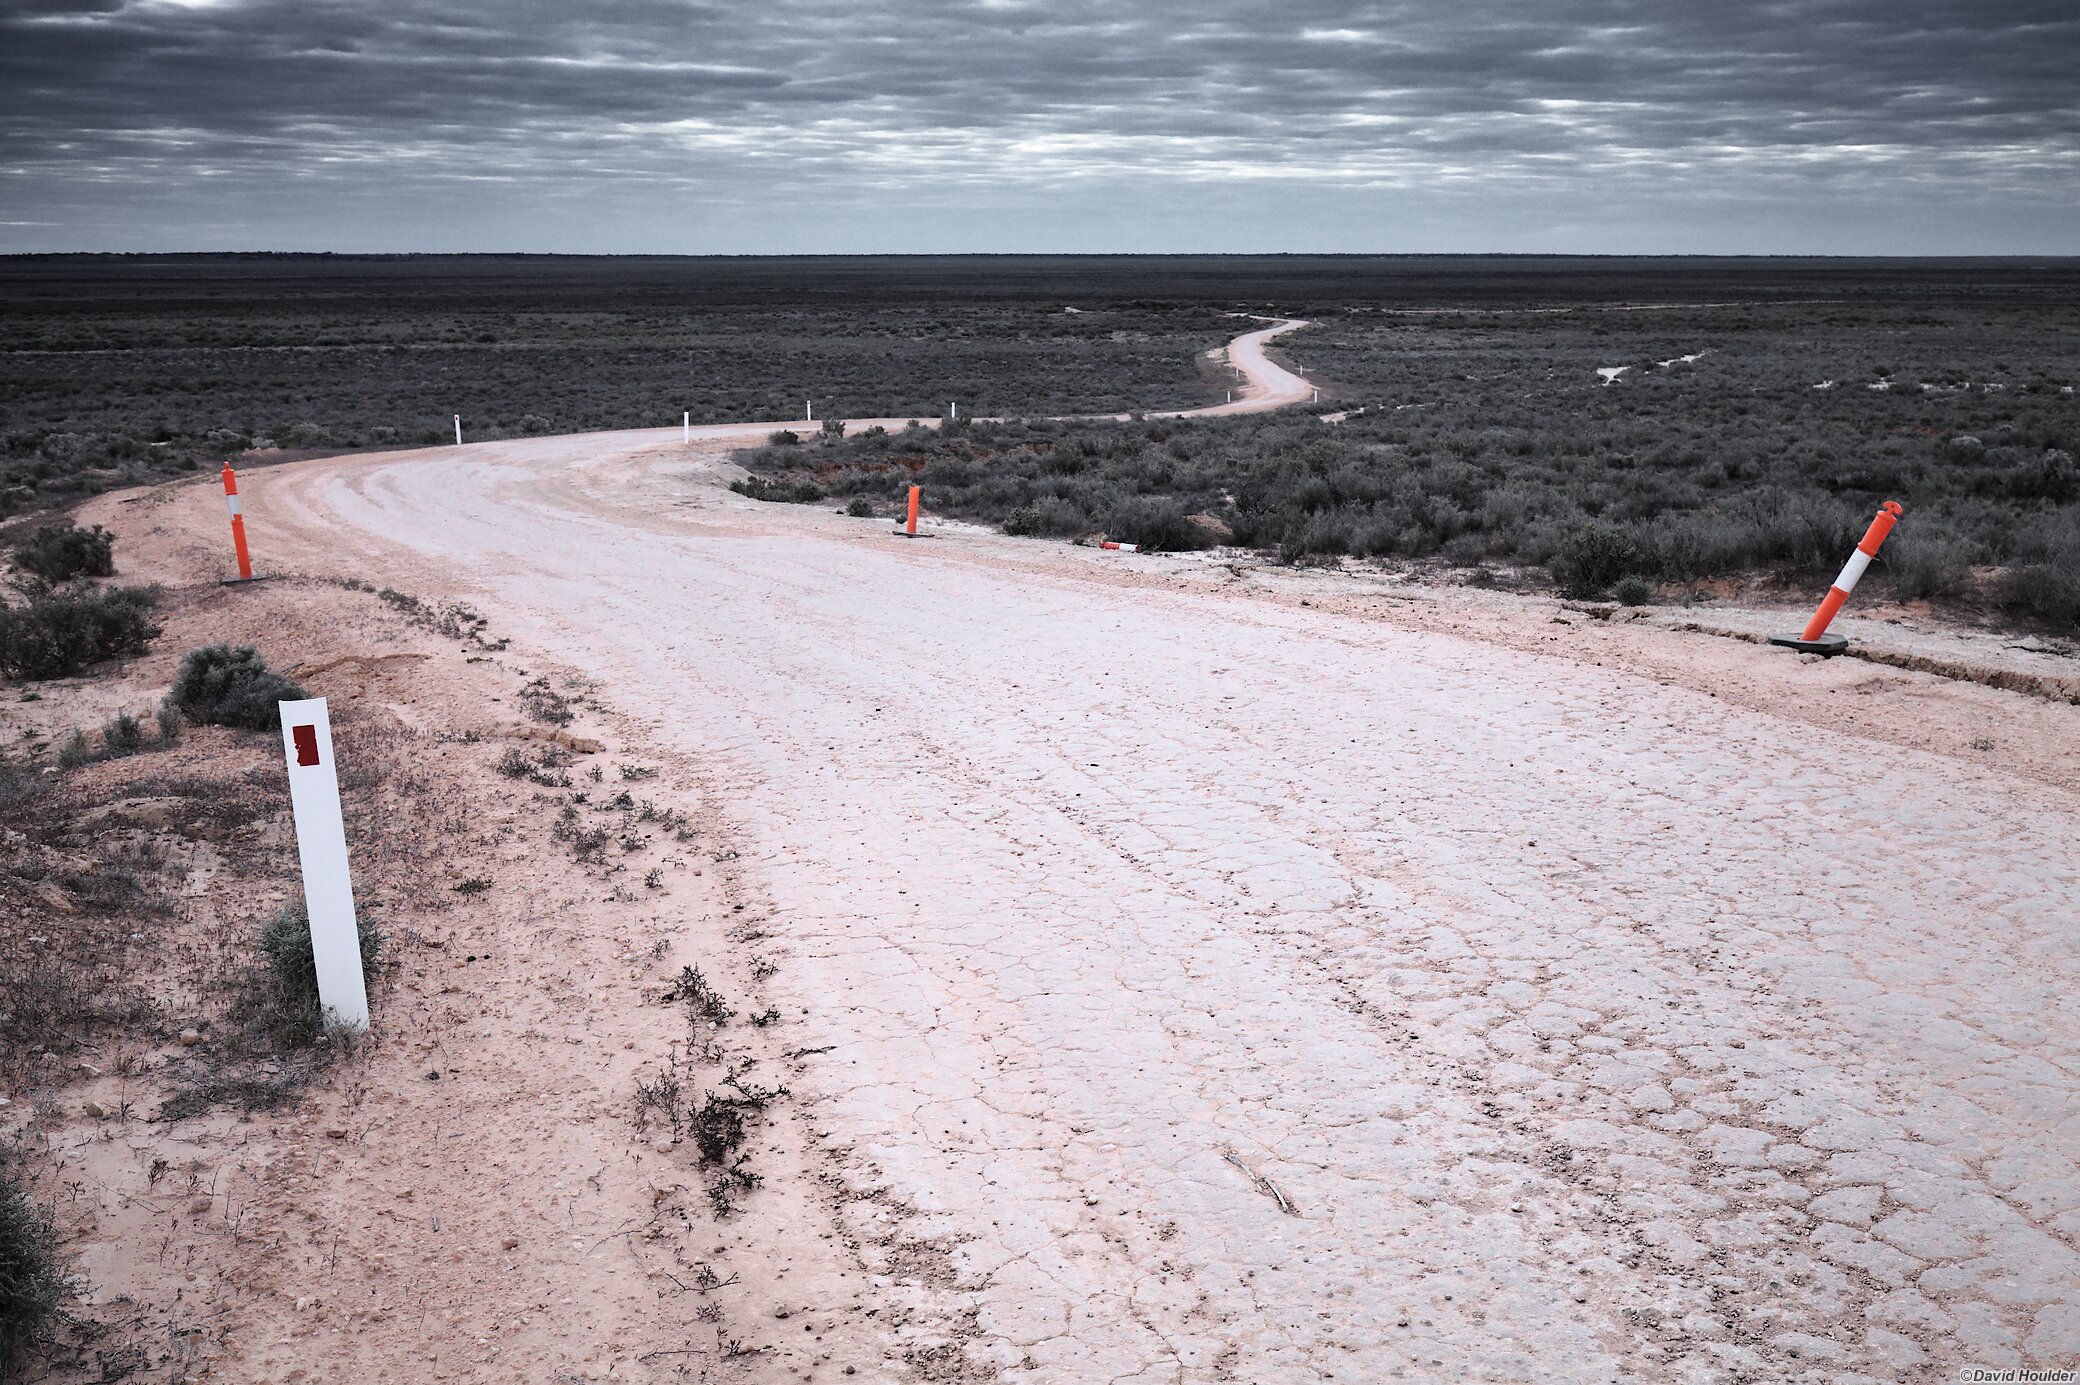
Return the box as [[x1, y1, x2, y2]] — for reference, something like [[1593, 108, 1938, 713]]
[[0, 0, 2072, 250]]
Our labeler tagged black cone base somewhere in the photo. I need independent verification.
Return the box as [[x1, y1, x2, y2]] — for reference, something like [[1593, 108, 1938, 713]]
[[1768, 632, 1847, 655]]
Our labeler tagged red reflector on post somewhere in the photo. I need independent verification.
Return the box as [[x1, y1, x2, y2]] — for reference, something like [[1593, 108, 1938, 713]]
[[292, 724, 320, 766]]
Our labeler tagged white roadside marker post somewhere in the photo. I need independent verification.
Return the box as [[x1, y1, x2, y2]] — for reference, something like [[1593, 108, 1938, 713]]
[[950, 401, 958, 421], [454, 414, 463, 446], [807, 400, 813, 422], [683, 411, 690, 443], [278, 698, 370, 1033]]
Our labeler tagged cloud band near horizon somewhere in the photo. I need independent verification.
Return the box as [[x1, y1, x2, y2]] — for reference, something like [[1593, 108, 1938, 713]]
[[2, 0, 2074, 254]]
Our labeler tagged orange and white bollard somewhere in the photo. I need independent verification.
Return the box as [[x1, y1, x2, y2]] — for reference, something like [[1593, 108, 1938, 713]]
[[893, 484, 923, 538], [221, 463, 255, 581], [1771, 500, 1903, 655], [1098, 540, 1139, 553]]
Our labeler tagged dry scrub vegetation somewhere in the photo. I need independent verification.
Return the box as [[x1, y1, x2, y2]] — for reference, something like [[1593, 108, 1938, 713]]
[[0, 254, 1237, 515], [0, 522, 476, 1378], [0, 503, 832, 1378], [737, 283, 2079, 629], [0, 681, 455, 1377]]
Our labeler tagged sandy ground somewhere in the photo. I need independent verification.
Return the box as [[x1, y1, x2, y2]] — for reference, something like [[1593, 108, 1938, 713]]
[[10, 507, 907, 1383], [47, 377, 2077, 1385]]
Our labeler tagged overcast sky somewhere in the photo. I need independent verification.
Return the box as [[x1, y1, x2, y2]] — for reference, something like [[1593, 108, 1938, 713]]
[[1, 0, 2074, 254]]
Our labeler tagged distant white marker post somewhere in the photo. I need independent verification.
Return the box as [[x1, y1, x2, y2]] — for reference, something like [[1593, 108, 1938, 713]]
[[683, 411, 690, 443], [278, 698, 370, 1033], [454, 414, 463, 446]]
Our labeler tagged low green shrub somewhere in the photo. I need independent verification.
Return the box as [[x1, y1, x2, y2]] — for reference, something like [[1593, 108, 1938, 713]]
[[55, 730, 92, 769], [0, 585, 159, 680], [12, 524, 114, 582], [517, 677, 574, 726], [0, 1152, 72, 1376], [1002, 499, 1086, 538], [258, 902, 384, 1044], [166, 645, 306, 730], [103, 712, 144, 754], [1550, 525, 1643, 599], [730, 476, 823, 504], [1997, 561, 2080, 629], [1108, 498, 1214, 553], [1612, 575, 1653, 606], [1886, 537, 1976, 603]]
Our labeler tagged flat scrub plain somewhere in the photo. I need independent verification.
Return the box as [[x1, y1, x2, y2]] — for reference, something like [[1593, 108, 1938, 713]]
[[0, 254, 1251, 514], [734, 261, 2080, 628], [1, 253, 2074, 620]]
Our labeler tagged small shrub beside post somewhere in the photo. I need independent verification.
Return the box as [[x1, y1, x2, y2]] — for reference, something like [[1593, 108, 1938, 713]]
[[165, 645, 307, 730]]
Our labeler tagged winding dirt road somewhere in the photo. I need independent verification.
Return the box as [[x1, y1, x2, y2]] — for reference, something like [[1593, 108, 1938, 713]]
[[1157, 316, 1314, 416], [111, 324, 2080, 1382]]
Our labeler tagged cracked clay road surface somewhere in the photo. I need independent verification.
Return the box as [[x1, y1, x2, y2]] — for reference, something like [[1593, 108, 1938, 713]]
[[249, 429, 2079, 1384]]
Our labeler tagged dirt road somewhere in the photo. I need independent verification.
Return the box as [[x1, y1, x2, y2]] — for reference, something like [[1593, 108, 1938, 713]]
[[138, 397, 2078, 1385], [1159, 316, 1313, 416]]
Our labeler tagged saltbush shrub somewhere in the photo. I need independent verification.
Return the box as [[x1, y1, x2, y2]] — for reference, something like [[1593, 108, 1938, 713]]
[[1887, 538, 1976, 603], [2009, 449, 2078, 503], [1109, 498, 1213, 553], [0, 1155, 70, 1374], [1002, 499, 1085, 538], [1612, 575, 1653, 606], [261, 902, 383, 1002], [30, 433, 137, 468], [1550, 524, 1642, 598], [729, 476, 823, 504], [103, 712, 144, 754], [0, 585, 159, 679], [258, 902, 384, 1043], [166, 644, 307, 730], [12, 524, 114, 582], [1997, 561, 2080, 629]]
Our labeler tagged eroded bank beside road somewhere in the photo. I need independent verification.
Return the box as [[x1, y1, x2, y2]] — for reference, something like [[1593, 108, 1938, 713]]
[[5, 484, 928, 1382]]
